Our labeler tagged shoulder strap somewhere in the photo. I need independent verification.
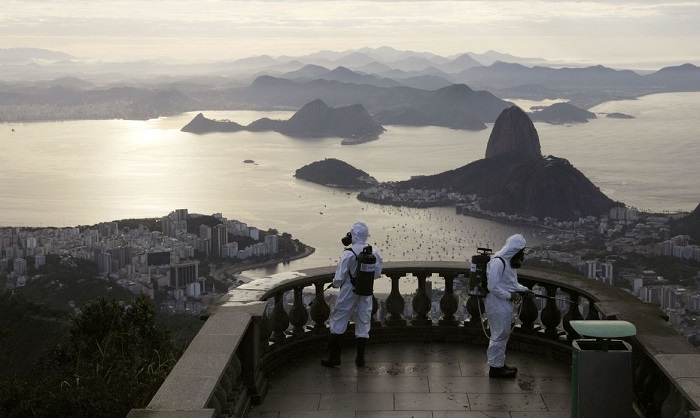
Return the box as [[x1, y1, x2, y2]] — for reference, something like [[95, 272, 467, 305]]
[[345, 248, 358, 279], [494, 256, 506, 274]]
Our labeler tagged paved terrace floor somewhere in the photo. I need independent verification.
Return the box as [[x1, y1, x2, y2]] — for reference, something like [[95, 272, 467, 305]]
[[246, 342, 572, 418]]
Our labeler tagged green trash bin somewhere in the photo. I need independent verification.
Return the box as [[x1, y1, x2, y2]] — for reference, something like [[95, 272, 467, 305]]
[[570, 320, 636, 418]]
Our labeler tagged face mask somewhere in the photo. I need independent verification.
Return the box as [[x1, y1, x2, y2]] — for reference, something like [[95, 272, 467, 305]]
[[511, 249, 525, 268]]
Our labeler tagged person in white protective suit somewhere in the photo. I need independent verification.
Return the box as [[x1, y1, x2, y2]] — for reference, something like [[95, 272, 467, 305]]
[[321, 221, 383, 368], [485, 233, 532, 378]]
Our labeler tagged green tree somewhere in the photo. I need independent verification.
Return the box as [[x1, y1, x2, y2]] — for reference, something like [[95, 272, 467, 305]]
[[1, 294, 182, 418]]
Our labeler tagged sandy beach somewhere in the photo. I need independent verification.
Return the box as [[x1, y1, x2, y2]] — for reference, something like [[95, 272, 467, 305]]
[[210, 246, 316, 284]]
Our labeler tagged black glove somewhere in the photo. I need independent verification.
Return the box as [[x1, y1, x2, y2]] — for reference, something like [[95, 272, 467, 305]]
[[510, 292, 522, 303]]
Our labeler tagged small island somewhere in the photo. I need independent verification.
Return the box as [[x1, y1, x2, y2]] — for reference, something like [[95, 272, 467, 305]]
[[529, 102, 596, 124], [606, 112, 635, 119], [294, 158, 379, 189]]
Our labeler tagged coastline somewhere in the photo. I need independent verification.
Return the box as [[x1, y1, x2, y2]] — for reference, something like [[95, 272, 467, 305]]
[[211, 246, 316, 283]]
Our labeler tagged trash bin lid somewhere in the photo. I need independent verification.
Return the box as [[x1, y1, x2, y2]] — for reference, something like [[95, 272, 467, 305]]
[[570, 320, 636, 338]]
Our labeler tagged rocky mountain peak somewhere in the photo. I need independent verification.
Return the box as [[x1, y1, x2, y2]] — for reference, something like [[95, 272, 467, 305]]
[[484, 106, 542, 159]]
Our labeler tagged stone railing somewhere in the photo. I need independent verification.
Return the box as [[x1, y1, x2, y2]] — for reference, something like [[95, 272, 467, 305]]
[[127, 262, 700, 418]]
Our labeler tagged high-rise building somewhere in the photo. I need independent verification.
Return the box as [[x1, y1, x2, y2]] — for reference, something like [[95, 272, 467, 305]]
[[97, 252, 112, 275], [109, 246, 133, 269], [175, 209, 188, 222], [224, 242, 239, 258], [583, 260, 598, 278], [199, 224, 212, 255], [265, 234, 279, 254], [170, 261, 199, 289], [601, 262, 614, 282], [161, 216, 171, 235], [13, 257, 27, 276], [212, 224, 228, 258]]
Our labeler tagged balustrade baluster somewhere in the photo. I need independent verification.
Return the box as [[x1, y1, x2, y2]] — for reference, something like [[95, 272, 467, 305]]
[[439, 275, 459, 326], [384, 273, 406, 326], [540, 284, 562, 338], [562, 291, 583, 340], [218, 367, 234, 414], [634, 355, 653, 404], [412, 274, 432, 326], [259, 308, 273, 351], [214, 382, 227, 415], [661, 384, 688, 418], [288, 286, 309, 335], [207, 392, 221, 416], [640, 365, 668, 417], [269, 291, 289, 344], [518, 288, 538, 331], [309, 281, 331, 333], [651, 374, 675, 417], [586, 297, 599, 320]]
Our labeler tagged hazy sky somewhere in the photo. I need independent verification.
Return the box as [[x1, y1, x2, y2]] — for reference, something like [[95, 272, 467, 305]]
[[3, 0, 699, 69]]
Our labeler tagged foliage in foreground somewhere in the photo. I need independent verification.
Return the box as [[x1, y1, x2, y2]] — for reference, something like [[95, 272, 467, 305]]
[[0, 294, 182, 418]]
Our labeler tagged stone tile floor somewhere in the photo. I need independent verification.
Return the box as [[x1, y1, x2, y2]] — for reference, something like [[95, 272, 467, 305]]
[[246, 342, 572, 418]]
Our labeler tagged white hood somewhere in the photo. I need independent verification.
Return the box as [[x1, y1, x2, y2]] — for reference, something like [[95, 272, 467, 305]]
[[350, 222, 369, 244], [494, 233, 526, 260]]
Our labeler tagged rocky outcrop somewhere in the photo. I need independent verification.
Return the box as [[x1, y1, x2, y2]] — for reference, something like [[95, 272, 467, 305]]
[[364, 107, 619, 220], [280, 99, 385, 143], [671, 202, 700, 243], [477, 154, 617, 220], [484, 106, 541, 159], [181, 113, 244, 133], [295, 158, 378, 189], [181, 100, 385, 144]]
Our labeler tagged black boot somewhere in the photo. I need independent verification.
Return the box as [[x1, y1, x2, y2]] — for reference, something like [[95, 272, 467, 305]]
[[489, 366, 517, 378], [355, 338, 367, 367], [321, 333, 342, 367], [503, 364, 518, 373]]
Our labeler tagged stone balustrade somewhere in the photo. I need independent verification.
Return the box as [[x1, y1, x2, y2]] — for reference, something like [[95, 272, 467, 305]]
[[128, 262, 700, 418]]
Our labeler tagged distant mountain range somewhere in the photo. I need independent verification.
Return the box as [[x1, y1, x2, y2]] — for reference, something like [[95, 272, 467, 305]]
[[2, 46, 700, 124]]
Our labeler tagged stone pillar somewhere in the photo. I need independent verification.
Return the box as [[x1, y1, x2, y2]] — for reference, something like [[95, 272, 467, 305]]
[[438, 275, 459, 326], [384, 273, 406, 326], [540, 284, 561, 338], [288, 286, 309, 335], [309, 281, 331, 333], [411, 274, 432, 326], [269, 291, 289, 344]]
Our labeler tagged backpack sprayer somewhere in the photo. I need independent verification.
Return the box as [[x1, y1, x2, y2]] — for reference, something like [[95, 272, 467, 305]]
[[467, 246, 582, 339], [468, 247, 493, 297], [308, 232, 376, 306]]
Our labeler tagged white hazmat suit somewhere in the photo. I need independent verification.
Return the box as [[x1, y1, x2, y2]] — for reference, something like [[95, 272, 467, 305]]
[[485, 233, 528, 370], [329, 221, 383, 338]]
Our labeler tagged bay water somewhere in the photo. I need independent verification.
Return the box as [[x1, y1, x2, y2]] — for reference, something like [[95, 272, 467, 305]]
[[1, 92, 698, 280]]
